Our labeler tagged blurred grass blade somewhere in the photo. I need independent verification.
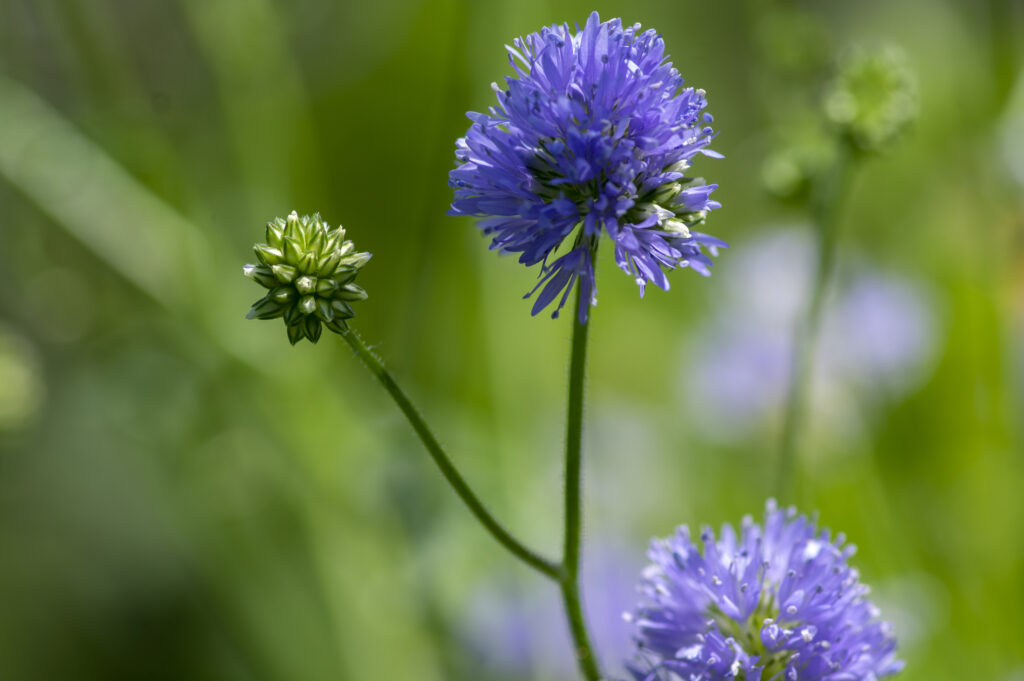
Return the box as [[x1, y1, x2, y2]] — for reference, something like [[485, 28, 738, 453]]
[[0, 73, 211, 312], [182, 0, 323, 217]]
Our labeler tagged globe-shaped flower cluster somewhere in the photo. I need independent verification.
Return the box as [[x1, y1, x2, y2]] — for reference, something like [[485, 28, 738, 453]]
[[626, 501, 902, 681], [449, 12, 725, 322], [244, 212, 370, 344]]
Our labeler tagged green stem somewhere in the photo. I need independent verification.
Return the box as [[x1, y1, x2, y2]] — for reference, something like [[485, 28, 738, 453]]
[[563, 289, 589, 582], [339, 327, 561, 580], [560, 262, 603, 681], [561, 577, 601, 680], [987, 0, 1021, 114], [776, 145, 859, 501], [340, 247, 604, 679]]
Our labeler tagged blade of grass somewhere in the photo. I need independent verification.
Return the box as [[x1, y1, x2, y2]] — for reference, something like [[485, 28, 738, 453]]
[[0, 74, 210, 311]]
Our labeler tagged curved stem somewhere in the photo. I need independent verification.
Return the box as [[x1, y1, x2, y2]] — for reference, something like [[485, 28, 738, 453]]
[[560, 266, 603, 681], [340, 327, 561, 580], [776, 145, 859, 501]]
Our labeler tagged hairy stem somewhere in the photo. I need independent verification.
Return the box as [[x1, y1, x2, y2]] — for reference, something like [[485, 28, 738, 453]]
[[340, 327, 561, 580], [560, 268, 603, 681]]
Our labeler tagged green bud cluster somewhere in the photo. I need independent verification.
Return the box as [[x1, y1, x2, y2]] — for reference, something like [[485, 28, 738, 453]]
[[244, 211, 370, 345], [824, 46, 917, 153]]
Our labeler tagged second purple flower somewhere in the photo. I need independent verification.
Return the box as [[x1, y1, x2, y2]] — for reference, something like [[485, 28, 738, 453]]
[[449, 12, 726, 322]]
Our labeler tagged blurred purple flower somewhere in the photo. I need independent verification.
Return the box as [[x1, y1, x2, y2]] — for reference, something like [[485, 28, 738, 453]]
[[462, 542, 642, 679], [626, 501, 902, 681], [449, 12, 724, 322], [825, 275, 936, 390], [682, 228, 939, 441]]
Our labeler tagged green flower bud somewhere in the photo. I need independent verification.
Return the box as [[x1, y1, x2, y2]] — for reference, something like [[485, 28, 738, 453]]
[[315, 278, 339, 296], [824, 46, 917, 153], [621, 175, 713, 241], [335, 283, 368, 302], [315, 298, 334, 323], [243, 264, 278, 288], [298, 295, 317, 315], [267, 226, 284, 250], [244, 211, 371, 344], [269, 287, 294, 304], [295, 275, 316, 295], [254, 244, 284, 266], [271, 263, 297, 283], [662, 219, 692, 238], [246, 296, 285, 320]]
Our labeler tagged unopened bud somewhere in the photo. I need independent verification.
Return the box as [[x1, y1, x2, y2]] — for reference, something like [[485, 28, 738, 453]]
[[824, 46, 917, 153], [243, 211, 371, 344]]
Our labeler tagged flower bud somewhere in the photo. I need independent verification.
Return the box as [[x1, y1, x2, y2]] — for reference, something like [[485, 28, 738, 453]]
[[244, 212, 371, 344], [824, 46, 917, 153]]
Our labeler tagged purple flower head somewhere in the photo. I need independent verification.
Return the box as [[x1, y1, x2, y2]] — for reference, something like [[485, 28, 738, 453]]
[[449, 12, 725, 322], [627, 501, 903, 681]]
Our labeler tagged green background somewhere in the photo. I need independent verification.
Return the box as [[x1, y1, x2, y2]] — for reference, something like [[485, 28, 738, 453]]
[[0, 0, 1022, 679]]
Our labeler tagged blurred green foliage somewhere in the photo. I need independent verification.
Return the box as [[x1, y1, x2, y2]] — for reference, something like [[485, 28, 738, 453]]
[[0, 0, 1022, 680]]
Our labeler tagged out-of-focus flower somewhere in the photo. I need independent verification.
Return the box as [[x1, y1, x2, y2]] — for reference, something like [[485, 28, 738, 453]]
[[825, 275, 936, 390], [243, 211, 370, 345], [449, 12, 724, 322], [824, 46, 917, 153], [626, 501, 903, 681], [681, 228, 939, 443], [462, 542, 641, 679]]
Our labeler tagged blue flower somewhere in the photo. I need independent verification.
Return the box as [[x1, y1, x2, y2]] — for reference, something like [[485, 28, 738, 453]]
[[680, 229, 939, 444], [626, 501, 903, 681], [449, 12, 725, 322]]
